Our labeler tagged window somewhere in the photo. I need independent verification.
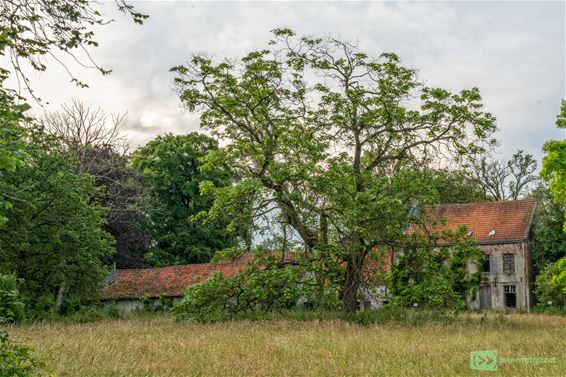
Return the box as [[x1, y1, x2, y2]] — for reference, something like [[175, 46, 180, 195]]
[[482, 254, 491, 273], [504, 285, 516, 308], [502, 253, 515, 274]]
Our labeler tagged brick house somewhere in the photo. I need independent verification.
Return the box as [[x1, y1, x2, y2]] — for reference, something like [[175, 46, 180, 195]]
[[100, 255, 250, 311], [101, 199, 537, 312], [427, 199, 537, 310]]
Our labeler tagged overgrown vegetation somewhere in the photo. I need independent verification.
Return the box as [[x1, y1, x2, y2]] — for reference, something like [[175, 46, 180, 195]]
[[5, 313, 566, 377], [0, 331, 45, 377]]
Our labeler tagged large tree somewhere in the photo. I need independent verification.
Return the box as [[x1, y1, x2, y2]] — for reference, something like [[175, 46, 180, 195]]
[[131, 133, 237, 266], [530, 184, 566, 274], [1, 0, 146, 229], [41, 100, 151, 268], [171, 29, 496, 312], [0, 129, 114, 313], [541, 99, 566, 231], [468, 149, 538, 201], [1, 0, 147, 100]]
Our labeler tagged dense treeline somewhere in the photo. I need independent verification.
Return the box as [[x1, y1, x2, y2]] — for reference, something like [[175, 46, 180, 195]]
[[0, 10, 565, 323]]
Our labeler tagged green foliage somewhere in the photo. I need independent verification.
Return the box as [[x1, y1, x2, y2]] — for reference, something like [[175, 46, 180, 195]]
[[541, 99, 566, 232], [530, 185, 566, 273], [0, 80, 30, 226], [131, 133, 238, 266], [426, 169, 487, 204], [534, 256, 566, 307], [173, 252, 342, 322], [0, 274, 25, 323], [0, 331, 45, 377], [171, 29, 496, 312], [391, 226, 483, 310], [0, 129, 115, 312], [1, 0, 147, 98]]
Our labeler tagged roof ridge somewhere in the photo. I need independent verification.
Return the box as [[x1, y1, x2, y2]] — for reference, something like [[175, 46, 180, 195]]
[[434, 198, 535, 208]]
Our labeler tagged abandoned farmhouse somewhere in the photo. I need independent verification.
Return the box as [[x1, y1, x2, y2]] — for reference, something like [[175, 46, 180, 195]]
[[101, 199, 537, 312]]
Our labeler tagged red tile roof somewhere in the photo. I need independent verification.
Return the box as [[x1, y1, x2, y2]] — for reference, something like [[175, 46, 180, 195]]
[[101, 200, 536, 300], [100, 255, 252, 300], [424, 199, 536, 244]]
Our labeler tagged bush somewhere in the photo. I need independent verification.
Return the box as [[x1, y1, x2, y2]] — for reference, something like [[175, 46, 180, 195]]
[[349, 306, 460, 326], [0, 330, 45, 376], [173, 254, 341, 322], [391, 228, 482, 310], [535, 257, 566, 307], [0, 274, 25, 323]]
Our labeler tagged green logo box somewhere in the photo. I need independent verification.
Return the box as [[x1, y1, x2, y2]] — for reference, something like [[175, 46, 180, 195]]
[[470, 350, 498, 371]]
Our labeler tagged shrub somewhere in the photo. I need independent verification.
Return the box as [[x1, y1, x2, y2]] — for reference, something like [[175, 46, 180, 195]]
[[173, 253, 341, 322], [0, 330, 44, 376], [0, 274, 25, 323], [391, 227, 482, 310], [534, 257, 566, 307]]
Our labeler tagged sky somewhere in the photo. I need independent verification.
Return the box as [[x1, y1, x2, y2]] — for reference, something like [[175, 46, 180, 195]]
[[19, 0, 566, 164]]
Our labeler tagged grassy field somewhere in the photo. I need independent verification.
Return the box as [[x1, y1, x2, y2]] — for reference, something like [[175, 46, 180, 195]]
[[4, 313, 566, 377]]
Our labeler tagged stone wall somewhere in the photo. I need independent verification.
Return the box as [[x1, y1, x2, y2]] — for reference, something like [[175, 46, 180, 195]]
[[467, 241, 531, 310]]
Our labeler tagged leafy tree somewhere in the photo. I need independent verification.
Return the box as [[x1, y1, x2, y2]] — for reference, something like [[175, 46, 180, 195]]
[[541, 99, 566, 231], [171, 29, 496, 312], [534, 257, 566, 307], [0, 129, 114, 313], [1, 0, 146, 226], [529, 185, 566, 273], [1, 0, 147, 100], [0, 274, 25, 323], [468, 150, 538, 201], [131, 133, 237, 266], [42, 100, 151, 268], [0, 90, 29, 226], [426, 168, 487, 204], [173, 251, 342, 322]]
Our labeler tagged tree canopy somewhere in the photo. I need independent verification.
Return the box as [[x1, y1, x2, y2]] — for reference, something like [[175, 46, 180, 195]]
[[0, 129, 114, 313], [171, 29, 496, 312], [131, 133, 237, 266], [541, 100, 566, 232]]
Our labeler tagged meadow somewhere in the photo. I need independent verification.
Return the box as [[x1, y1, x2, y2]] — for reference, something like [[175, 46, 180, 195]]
[[3, 312, 566, 377]]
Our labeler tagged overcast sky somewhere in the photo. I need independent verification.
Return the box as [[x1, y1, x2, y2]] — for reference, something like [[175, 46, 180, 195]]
[[23, 1, 565, 164]]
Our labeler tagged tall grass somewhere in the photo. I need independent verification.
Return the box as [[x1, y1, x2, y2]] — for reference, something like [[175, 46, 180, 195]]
[[3, 312, 566, 377]]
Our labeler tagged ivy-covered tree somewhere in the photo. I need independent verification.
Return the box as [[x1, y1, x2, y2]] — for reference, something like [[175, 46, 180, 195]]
[[391, 226, 483, 310], [131, 133, 237, 266], [0, 129, 114, 313], [171, 29, 496, 312], [541, 99, 566, 232]]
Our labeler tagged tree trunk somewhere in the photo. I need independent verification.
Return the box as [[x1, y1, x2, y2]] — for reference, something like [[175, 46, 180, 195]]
[[319, 213, 328, 246], [341, 251, 363, 313], [54, 283, 65, 314]]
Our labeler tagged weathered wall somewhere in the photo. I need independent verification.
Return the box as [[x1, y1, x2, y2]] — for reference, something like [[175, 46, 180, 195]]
[[467, 242, 531, 310], [116, 299, 144, 313]]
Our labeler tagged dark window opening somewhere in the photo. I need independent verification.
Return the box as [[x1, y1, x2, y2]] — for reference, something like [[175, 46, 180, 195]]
[[503, 253, 515, 274], [482, 254, 491, 273], [504, 285, 516, 308]]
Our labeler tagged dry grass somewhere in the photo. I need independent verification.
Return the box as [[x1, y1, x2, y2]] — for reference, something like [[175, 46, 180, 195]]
[[4, 313, 566, 377]]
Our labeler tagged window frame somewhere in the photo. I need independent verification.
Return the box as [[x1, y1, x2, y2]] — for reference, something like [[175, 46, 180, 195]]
[[502, 253, 515, 274]]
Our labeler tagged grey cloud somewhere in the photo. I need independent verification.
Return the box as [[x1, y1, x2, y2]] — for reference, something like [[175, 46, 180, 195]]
[[24, 1, 565, 161]]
